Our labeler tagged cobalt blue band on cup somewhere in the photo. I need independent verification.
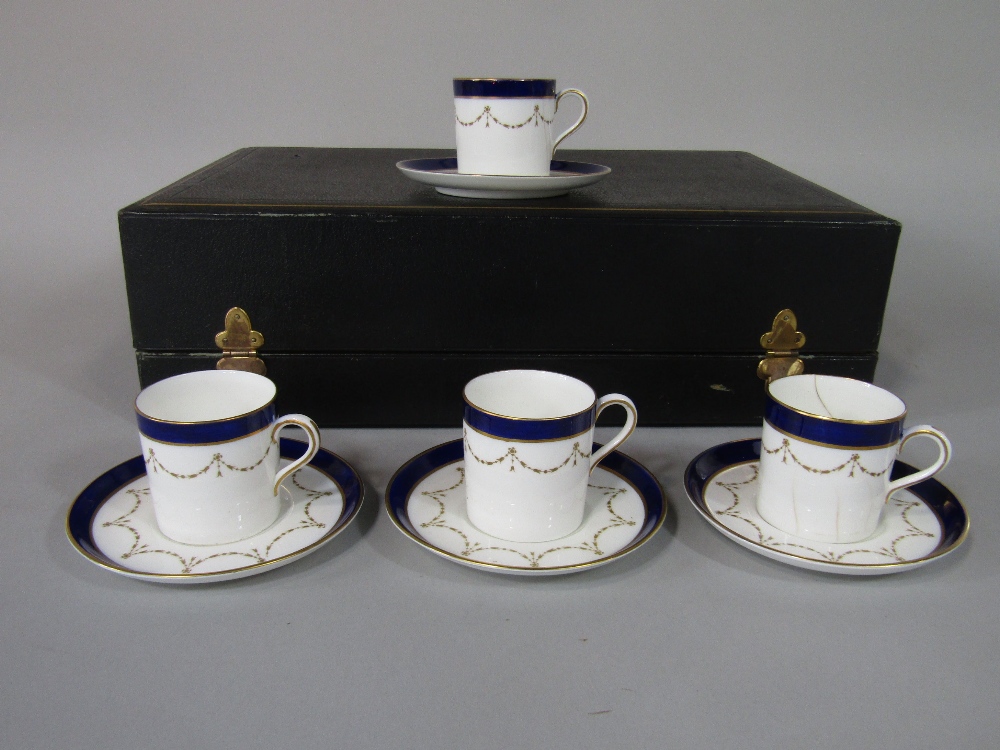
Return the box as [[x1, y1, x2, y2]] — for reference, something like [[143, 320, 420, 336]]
[[135, 403, 277, 445], [764, 390, 903, 449], [453, 78, 556, 98], [463, 403, 597, 441]]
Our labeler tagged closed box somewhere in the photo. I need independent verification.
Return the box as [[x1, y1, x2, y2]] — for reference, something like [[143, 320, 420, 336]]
[[119, 148, 899, 426]]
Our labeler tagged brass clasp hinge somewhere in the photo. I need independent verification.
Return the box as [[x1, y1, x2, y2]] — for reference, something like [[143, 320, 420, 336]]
[[757, 309, 806, 383], [215, 307, 266, 375]]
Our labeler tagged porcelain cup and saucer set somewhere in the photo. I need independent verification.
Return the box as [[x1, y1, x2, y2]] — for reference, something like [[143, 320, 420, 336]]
[[386, 370, 666, 575], [396, 77, 611, 199], [68, 361, 967, 581], [68, 85, 969, 582], [685, 374, 967, 574], [68, 365, 665, 580], [68, 370, 364, 583]]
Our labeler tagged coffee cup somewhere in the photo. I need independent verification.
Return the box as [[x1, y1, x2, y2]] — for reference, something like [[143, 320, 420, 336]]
[[462, 370, 637, 542], [134, 370, 321, 545], [756, 374, 951, 543], [453, 78, 588, 176]]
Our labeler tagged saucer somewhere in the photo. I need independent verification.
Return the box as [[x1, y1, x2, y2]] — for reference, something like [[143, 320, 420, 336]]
[[67, 438, 364, 583], [395, 157, 611, 199], [385, 439, 665, 575], [684, 439, 969, 575]]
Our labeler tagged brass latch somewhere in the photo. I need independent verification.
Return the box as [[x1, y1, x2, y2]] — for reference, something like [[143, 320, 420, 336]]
[[215, 307, 266, 375], [757, 309, 805, 383]]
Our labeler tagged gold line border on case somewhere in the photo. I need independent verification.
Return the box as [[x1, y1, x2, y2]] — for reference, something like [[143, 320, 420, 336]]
[[139, 201, 877, 216]]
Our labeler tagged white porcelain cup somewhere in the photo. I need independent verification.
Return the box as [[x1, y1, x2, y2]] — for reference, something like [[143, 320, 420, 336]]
[[757, 374, 951, 544], [462, 370, 637, 542], [134, 370, 321, 545], [453, 78, 588, 176]]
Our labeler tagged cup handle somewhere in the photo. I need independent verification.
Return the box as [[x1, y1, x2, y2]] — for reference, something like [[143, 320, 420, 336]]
[[270, 414, 322, 496], [589, 394, 638, 475], [552, 89, 589, 156], [885, 425, 952, 496]]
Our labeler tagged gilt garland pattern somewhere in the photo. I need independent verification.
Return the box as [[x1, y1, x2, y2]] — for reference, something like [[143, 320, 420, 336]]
[[710, 463, 936, 563], [456, 104, 554, 129], [762, 438, 890, 478], [144, 438, 276, 480], [463, 430, 591, 474], [415, 466, 637, 568], [99, 474, 333, 574]]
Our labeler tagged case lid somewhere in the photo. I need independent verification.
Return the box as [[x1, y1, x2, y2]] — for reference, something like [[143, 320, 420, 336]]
[[119, 149, 899, 357], [121, 148, 894, 223]]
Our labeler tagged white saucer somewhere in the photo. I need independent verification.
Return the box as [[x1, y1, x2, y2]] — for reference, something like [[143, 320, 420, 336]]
[[395, 157, 611, 199], [67, 439, 364, 583], [684, 439, 969, 575], [385, 439, 665, 575]]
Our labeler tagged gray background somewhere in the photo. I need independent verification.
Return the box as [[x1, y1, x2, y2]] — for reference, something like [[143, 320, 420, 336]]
[[2, 1, 998, 747]]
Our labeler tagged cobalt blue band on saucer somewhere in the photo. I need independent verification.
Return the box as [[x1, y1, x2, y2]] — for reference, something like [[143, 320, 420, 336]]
[[764, 392, 902, 449], [454, 79, 556, 98], [136, 403, 276, 445], [464, 403, 596, 441]]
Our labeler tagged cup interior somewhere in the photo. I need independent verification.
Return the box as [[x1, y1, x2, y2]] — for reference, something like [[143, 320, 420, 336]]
[[464, 370, 595, 420], [135, 370, 276, 423], [768, 374, 906, 422]]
